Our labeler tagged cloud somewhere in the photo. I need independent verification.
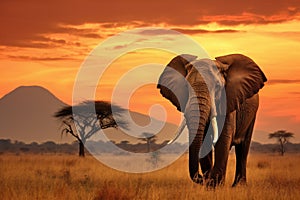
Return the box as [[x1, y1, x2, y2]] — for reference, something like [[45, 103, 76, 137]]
[[0, 34, 68, 49], [172, 28, 240, 34], [55, 26, 103, 39], [289, 92, 300, 95], [6, 55, 77, 61], [137, 28, 240, 35], [0, 25, 100, 48], [199, 11, 299, 25], [0, 0, 299, 48], [112, 44, 130, 50], [109, 38, 149, 50], [137, 29, 179, 36], [267, 79, 300, 85]]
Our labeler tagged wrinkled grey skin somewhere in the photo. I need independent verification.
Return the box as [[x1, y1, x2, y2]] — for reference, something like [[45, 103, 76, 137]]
[[157, 54, 267, 187]]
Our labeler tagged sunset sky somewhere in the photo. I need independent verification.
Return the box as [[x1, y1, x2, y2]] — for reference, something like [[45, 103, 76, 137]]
[[1, 0, 300, 142]]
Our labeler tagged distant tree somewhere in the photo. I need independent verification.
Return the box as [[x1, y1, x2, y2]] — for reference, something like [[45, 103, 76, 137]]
[[120, 140, 129, 145], [54, 100, 126, 157], [30, 142, 39, 146], [120, 140, 130, 145], [269, 130, 294, 156], [0, 139, 12, 151], [20, 147, 30, 152], [0, 139, 11, 144], [140, 132, 157, 152], [118, 140, 130, 151], [146, 151, 162, 168]]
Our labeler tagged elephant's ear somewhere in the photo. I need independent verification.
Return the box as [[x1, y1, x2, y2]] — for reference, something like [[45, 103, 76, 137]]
[[157, 54, 197, 111], [215, 54, 267, 112], [166, 54, 198, 76]]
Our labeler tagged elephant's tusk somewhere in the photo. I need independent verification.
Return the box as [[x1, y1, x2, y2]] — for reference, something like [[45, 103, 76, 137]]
[[167, 118, 186, 144], [211, 116, 219, 145]]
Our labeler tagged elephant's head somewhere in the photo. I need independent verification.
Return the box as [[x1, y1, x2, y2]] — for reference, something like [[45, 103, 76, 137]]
[[157, 54, 267, 182], [157, 54, 197, 112]]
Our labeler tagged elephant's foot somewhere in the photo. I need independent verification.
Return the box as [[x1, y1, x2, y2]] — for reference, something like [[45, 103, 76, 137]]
[[232, 176, 247, 187], [192, 173, 204, 185], [206, 172, 225, 188], [202, 171, 211, 180]]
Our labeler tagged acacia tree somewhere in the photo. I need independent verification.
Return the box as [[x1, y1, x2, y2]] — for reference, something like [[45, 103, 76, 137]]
[[54, 100, 126, 157], [140, 132, 157, 152], [269, 130, 294, 156]]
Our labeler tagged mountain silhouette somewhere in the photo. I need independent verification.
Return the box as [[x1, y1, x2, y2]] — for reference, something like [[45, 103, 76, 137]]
[[0, 86, 72, 143]]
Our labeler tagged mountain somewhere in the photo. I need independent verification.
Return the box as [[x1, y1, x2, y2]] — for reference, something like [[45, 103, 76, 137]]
[[0, 86, 179, 144], [0, 86, 72, 143]]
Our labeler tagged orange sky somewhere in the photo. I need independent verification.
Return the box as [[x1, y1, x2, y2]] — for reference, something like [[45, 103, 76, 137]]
[[1, 0, 300, 142]]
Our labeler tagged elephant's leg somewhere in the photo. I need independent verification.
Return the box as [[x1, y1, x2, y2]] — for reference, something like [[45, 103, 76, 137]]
[[208, 113, 235, 187], [199, 122, 213, 179], [232, 117, 255, 187], [232, 143, 247, 186], [200, 150, 212, 179], [189, 143, 203, 184], [209, 133, 231, 186]]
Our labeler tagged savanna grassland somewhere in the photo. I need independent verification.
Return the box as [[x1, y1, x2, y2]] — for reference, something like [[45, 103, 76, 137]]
[[0, 153, 299, 200]]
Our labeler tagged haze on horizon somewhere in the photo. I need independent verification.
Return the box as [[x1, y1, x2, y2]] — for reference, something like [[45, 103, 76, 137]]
[[1, 1, 300, 142]]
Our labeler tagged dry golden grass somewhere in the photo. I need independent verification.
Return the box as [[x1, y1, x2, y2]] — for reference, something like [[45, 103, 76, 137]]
[[0, 153, 299, 200]]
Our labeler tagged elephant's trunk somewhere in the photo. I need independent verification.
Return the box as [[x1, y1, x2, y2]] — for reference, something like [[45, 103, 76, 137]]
[[185, 81, 211, 183]]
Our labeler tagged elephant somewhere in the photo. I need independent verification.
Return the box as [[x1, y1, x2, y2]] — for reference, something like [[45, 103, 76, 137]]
[[157, 54, 267, 187]]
